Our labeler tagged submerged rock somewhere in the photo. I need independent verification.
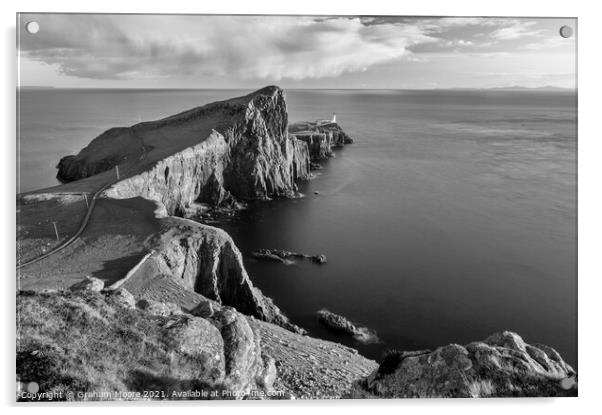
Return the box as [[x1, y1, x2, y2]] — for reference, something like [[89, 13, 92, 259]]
[[317, 309, 379, 344], [352, 331, 577, 398], [311, 254, 327, 264], [317, 309, 357, 335], [251, 248, 327, 264]]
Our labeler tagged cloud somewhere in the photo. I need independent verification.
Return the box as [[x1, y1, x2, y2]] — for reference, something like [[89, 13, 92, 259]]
[[19, 14, 439, 81], [522, 36, 576, 50], [444, 39, 474, 47], [490, 20, 543, 40]]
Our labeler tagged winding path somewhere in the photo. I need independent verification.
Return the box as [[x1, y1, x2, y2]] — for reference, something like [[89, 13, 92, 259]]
[[17, 129, 147, 270]]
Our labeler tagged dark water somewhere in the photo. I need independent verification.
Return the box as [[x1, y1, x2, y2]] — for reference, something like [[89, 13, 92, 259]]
[[18, 89, 577, 366]]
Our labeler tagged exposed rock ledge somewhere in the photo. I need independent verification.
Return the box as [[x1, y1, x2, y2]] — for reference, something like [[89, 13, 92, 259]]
[[351, 331, 577, 398]]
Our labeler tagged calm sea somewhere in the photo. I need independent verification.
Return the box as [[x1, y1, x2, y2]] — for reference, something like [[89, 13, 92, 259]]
[[18, 88, 577, 366]]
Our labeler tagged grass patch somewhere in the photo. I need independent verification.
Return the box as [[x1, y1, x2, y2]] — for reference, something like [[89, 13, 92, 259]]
[[17, 290, 223, 401]]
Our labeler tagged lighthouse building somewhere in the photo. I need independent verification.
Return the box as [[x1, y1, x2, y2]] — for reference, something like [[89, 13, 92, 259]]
[[316, 112, 337, 125]]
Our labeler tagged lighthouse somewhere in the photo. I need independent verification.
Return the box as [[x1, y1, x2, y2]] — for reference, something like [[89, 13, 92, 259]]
[[331, 112, 337, 123]]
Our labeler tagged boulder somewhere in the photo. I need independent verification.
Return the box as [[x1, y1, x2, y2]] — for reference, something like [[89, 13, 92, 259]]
[[137, 299, 182, 316], [190, 299, 220, 319], [160, 314, 225, 383], [204, 308, 277, 396], [108, 288, 135, 309], [256, 353, 278, 390], [69, 276, 104, 293]]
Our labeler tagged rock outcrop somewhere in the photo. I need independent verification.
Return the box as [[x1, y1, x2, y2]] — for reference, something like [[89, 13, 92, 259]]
[[251, 248, 327, 264], [317, 309, 379, 344], [107, 288, 136, 309], [208, 306, 276, 394], [123, 217, 304, 334], [289, 121, 353, 161], [352, 331, 577, 398], [16, 288, 278, 400], [57, 86, 312, 216], [16, 283, 380, 401], [291, 132, 334, 161]]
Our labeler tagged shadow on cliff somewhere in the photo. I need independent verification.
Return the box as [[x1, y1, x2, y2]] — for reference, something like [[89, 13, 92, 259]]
[[91, 253, 148, 286]]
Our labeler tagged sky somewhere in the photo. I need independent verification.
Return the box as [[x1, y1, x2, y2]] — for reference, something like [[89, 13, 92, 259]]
[[17, 14, 577, 89]]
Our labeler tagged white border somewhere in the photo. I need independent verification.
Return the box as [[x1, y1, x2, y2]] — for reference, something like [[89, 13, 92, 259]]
[[2, 1, 600, 414]]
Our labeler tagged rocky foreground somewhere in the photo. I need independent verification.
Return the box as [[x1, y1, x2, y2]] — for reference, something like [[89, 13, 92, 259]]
[[351, 331, 576, 398], [17, 86, 576, 400]]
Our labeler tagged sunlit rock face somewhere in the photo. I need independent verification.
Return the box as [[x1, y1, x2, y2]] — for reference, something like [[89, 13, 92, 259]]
[[289, 121, 353, 161], [353, 331, 577, 398], [57, 86, 311, 215], [127, 217, 305, 334]]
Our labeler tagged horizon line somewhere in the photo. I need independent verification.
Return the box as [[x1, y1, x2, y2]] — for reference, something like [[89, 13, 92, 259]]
[[17, 86, 576, 91]]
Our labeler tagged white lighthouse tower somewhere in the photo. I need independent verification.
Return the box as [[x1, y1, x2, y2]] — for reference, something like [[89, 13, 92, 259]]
[[331, 112, 337, 123]]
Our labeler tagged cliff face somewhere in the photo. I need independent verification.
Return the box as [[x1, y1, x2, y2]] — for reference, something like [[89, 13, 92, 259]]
[[289, 121, 353, 161], [351, 331, 577, 398], [102, 130, 232, 215], [292, 133, 334, 161], [221, 89, 310, 200], [58, 86, 311, 215], [120, 217, 303, 333]]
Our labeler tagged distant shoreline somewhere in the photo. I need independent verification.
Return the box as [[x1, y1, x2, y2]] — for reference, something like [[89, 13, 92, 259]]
[[17, 86, 577, 92]]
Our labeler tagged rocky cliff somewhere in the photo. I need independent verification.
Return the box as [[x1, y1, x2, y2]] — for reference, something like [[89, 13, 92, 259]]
[[57, 86, 311, 215], [119, 216, 303, 333], [289, 121, 353, 161]]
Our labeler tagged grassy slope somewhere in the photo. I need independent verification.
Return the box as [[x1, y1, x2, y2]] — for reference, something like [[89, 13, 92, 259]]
[[17, 290, 223, 401], [18, 197, 162, 290]]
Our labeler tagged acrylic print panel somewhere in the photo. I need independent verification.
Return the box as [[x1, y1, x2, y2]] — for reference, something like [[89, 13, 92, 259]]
[[16, 13, 577, 401]]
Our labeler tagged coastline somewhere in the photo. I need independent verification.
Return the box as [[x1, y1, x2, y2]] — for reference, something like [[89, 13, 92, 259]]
[[16, 86, 577, 399]]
